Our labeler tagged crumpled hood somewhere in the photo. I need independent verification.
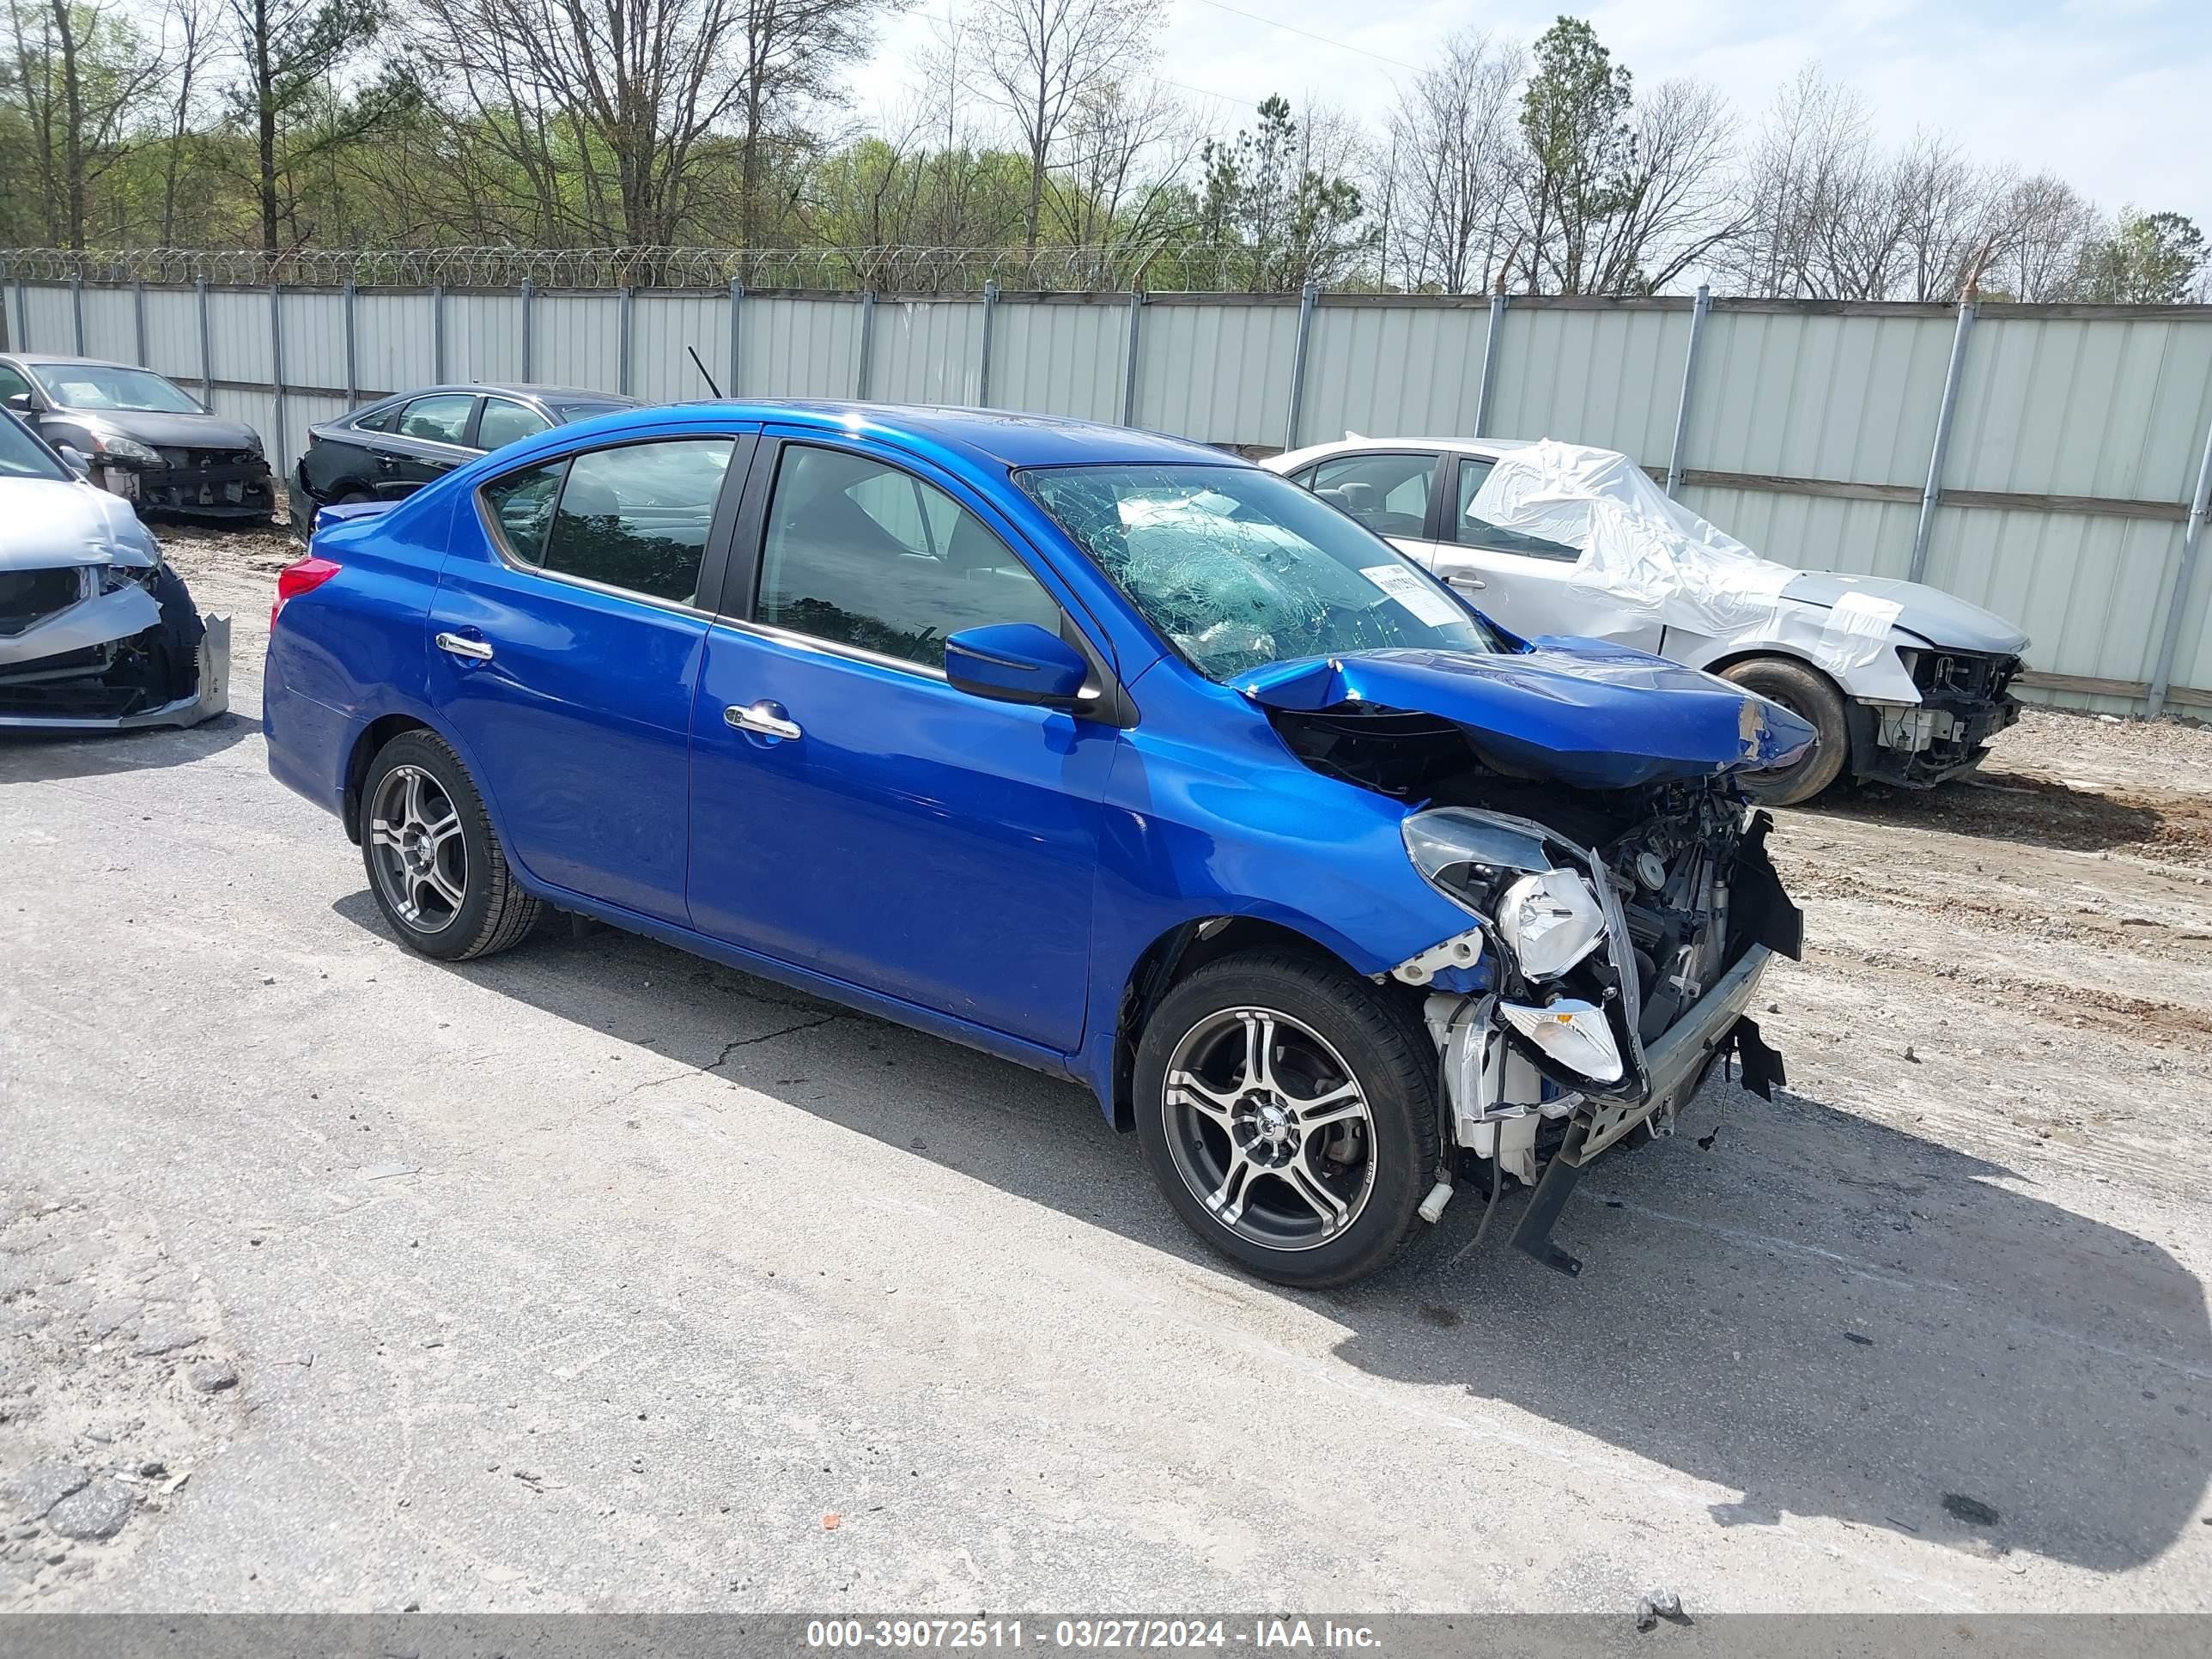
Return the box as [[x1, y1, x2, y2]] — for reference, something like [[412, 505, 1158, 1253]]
[[0, 477, 161, 571], [1233, 639, 1819, 791], [57, 406, 262, 453], [1782, 573, 2029, 655]]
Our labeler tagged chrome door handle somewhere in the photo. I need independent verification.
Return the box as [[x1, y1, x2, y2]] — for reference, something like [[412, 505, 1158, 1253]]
[[724, 701, 802, 741], [435, 631, 494, 661], [1448, 574, 1486, 591]]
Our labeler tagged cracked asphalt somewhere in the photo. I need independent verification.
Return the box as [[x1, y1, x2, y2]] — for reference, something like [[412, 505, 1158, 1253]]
[[2, 526, 2209, 1613]]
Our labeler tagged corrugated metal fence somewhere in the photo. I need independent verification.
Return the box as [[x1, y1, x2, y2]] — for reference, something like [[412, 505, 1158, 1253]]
[[6, 275, 2209, 714]]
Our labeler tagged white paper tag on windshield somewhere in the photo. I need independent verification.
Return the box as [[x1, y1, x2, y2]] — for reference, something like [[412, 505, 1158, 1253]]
[[1360, 563, 1464, 629]]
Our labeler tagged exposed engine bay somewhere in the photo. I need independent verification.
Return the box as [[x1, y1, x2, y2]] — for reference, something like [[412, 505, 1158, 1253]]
[[1266, 695, 1804, 1274]]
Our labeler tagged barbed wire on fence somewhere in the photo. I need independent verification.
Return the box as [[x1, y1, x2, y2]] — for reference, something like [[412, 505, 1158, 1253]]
[[0, 244, 1342, 294]]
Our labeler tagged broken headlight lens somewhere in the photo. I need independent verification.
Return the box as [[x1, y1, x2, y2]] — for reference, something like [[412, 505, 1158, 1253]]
[[1494, 869, 1607, 980], [91, 433, 161, 465]]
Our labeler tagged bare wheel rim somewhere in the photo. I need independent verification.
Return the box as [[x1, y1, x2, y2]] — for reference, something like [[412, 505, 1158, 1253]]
[[368, 763, 468, 934], [1163, 1006, 1377, 1253]]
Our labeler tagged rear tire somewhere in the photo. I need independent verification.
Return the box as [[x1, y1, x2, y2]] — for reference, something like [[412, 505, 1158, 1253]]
[[1133, 948, 1442, 1289], [360, 730, 540, 961], [1720, 656, 1851, 806]]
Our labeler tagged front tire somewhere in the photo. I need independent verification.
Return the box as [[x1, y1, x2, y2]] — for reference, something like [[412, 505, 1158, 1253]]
[[1133, 948, 1442, 1289], [1720, 656, 1851, 806], [360, 730, 540, 961]]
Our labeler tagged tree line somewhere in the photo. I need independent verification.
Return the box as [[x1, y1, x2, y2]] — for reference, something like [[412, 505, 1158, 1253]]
[[3, 0, 2205, 301]]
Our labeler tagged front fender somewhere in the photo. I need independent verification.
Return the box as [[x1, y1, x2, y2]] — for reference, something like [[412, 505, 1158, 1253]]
[[1671, 620, 1922, 705]]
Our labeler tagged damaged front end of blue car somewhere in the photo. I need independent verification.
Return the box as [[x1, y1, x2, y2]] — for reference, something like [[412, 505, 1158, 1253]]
[[1236, 637, 1814, 1276]]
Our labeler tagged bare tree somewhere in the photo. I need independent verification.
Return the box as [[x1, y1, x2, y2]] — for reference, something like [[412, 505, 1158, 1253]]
[[1581, 77, 1739, 294], [1380, 29, 1520, 292], [966, 0, 1161, 256], [1042, 76, 1194, 258], [734, 0, 894, 249], [1992, 173, 2100, 301], [1717, 64, 1875, 299], [158, 0, 216, 245]]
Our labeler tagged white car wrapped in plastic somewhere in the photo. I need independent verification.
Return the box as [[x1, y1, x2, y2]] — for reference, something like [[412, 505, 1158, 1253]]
[[1267, 436, 2029, 805]]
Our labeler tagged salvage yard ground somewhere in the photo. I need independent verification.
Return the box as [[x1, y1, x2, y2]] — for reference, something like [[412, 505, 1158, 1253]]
[[3, 522, 2209, 1613]]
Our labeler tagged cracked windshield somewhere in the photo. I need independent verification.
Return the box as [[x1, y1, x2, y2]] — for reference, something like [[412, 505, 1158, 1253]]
[[1016, 463, 1491, 678]]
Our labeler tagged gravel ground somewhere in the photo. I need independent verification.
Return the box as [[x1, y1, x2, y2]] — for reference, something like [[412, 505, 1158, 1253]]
[[2, 522, 2209, 1614]]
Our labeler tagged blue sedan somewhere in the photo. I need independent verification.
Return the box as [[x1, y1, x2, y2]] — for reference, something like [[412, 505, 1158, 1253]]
[[263, 402, 1814, 1287]]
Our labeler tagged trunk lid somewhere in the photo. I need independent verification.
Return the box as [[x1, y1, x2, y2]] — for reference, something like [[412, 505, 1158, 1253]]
[[1231, 638, 1817, 791]]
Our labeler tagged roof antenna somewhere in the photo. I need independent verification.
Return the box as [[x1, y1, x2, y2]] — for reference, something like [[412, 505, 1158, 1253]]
[[686, 344, 723, 399]]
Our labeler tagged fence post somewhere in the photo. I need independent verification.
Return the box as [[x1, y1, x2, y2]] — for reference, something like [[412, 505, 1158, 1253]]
[[343, 280, 358, 404], [132, 281, 148, 368], [520, 279, 535, 382], [1474, 287, 1508, 438], [738, 277, 756, 400], [1910, 299, 1977, 583], [432, 283, 447, 382], [1283, 281, 1319, 452], [1664, 284, 1711, 496], [69, 275, 84, 355], [11, 277, 27, 353], [196, 278, 212, 402], [617, 286, 634, 395], [856, 290, 877, 399], [976, 280, 998, 405], [1121, 289, 1145, 427], [269, 281, 289, 469], [2148, 410, 2212, 720]]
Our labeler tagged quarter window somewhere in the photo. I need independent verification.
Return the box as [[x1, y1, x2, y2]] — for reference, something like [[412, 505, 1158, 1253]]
[[477, 398, 551, 451], [396, 393, 477, 445], [1309, 452, 1437, 538], [482, 461, 565, 568], [1453, 458, 1582, 561], [757, 445, 1061, 670], [542, 438, 732, 605], [353, 402, 398, 432]]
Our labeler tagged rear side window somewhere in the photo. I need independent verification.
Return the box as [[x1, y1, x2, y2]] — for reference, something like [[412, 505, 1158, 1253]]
[[397, 393, 477, 445], [478, 398, 551, 451], [757, 445, 1062, 670], [542, 438, 733, 605], [482, 461, 566, 567]]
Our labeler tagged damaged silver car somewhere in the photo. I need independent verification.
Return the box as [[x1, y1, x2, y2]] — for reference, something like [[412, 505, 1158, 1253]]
[[0, 410, 229, 731]]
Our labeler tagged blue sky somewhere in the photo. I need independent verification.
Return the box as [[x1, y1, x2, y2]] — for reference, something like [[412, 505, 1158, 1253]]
[[852, 0, 2210, 230]]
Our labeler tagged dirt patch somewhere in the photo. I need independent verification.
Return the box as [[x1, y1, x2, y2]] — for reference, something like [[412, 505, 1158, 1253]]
[[1826, 769, 2212, 865]]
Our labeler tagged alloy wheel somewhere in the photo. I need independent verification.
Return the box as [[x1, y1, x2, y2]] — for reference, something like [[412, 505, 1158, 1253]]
[[368, 763, 467, 933], [1162, 1006, 1377, 1252]]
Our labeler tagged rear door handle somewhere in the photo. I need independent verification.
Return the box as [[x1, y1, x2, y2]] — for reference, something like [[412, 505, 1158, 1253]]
[[724, 701, 802, 741], [435, 631, 494, 662]]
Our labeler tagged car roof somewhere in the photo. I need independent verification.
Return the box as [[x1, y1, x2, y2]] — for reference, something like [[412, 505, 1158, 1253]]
[[669, 402, 1231, 470], [367, 383, 641, 405], [1285, 435, 1535, 460], [9, 353, 170, 372]]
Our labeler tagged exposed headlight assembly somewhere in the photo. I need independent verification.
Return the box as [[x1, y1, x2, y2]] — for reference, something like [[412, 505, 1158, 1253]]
[[1495, 868, 1607, 980], [1403, 806, 1608, 981]]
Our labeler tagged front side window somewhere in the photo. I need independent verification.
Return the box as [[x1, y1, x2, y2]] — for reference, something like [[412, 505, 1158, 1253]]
[[542, 438, 732, 605], [1310, 451, 1437, 538], [29, 362, 201, 414], [1018, 463, 1490, 680], [396, 394, 477, 445], [478, 398, 551, 451], [757, 445, 1061, 670], [0, 362, 33, 404], [1454, 457, 1583, 561]]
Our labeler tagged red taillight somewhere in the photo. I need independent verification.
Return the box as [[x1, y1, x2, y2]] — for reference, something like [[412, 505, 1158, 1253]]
[[271, 554, 341, 631]]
